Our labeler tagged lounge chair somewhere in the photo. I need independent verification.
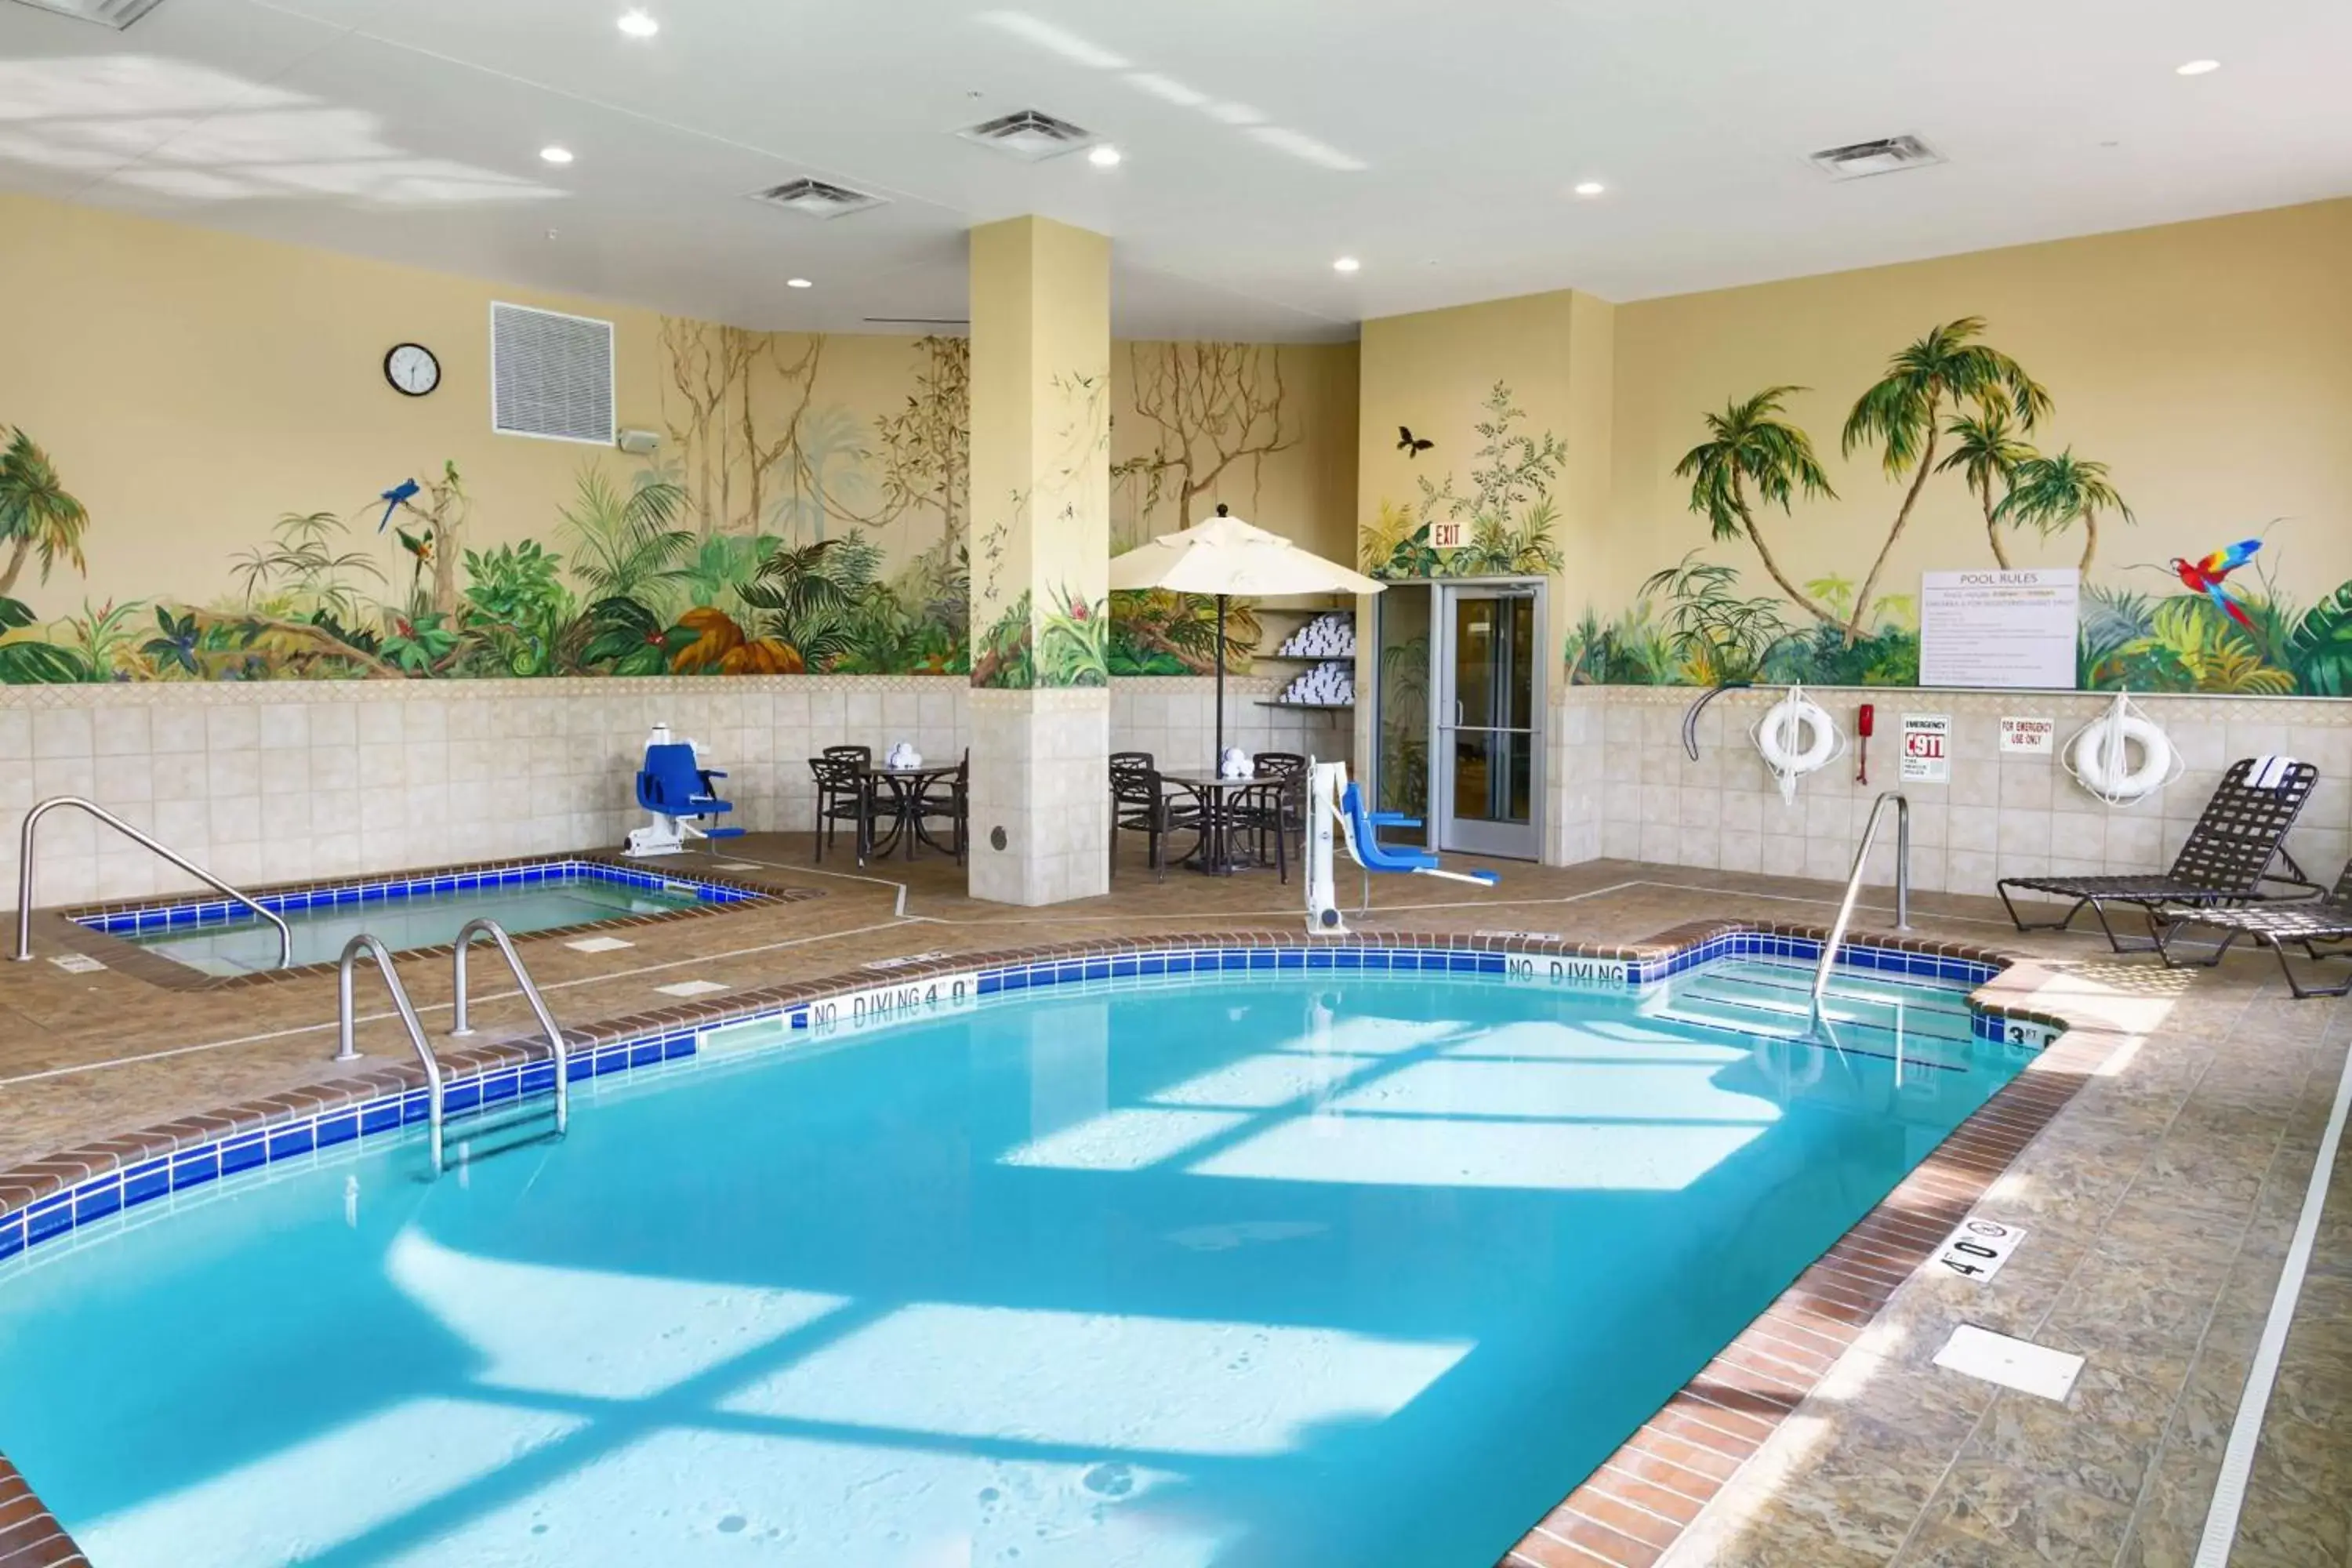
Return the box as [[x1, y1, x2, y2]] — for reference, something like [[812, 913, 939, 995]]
[[2155, 858, 2352, 998], [1996, 758, 2321, 952]]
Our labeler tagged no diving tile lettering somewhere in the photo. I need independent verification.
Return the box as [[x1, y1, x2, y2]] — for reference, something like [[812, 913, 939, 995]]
[[1502, 953, 1628, 987]]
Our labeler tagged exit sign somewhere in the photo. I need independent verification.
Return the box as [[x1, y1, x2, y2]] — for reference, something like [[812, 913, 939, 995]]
[[1428, 520, 1465, 550]]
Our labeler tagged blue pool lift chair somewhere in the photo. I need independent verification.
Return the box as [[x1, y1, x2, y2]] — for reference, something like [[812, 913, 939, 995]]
[[1338, 779, 1497, 909], [625, 742, 747, 857]]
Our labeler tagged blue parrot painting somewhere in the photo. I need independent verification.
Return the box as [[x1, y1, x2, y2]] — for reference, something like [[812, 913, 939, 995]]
[[377, 477, 420, 532]]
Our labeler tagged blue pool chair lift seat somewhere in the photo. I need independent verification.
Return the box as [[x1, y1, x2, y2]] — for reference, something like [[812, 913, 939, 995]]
[[1306, 761, 1497, 932], [625, 740, 746, 857], [1341, 782, 1438, 872]]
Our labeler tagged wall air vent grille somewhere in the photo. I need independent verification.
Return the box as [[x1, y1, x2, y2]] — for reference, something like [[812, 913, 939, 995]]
[[746, 178, 888, 220], [490, 303, 615, 446], [5, 0, 167, 27], [956, 109, 1098, 162], [1807, 134, 1944, 181]]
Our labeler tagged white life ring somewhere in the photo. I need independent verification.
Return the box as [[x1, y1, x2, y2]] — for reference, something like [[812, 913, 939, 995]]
[[1755, 689, 1838, 776], [2069, 713, 2172, 802]]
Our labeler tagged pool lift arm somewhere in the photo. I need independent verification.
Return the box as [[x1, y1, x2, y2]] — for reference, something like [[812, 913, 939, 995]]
[[1305, 761, 1497, 935]]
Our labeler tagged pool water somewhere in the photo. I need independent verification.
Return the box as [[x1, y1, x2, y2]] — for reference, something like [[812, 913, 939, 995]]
[[114, 873, 708, 976], [0, 963, 2019, 1567]]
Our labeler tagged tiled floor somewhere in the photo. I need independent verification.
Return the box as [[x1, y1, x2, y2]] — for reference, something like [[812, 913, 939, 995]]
[[2, 837, 2346, 1567]]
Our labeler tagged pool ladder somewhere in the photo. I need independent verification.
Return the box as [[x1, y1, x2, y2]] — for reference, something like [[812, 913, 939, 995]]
[[335, 920, 571, 1177], [1809, 790, 1915, 1040]]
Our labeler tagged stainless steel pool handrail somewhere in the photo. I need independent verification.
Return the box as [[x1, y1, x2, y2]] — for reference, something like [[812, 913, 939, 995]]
[[336, 933, 448, 1175], [1810, 791, 1914, 1038], [449, 917, 569, 1138], [14, 796, 292, 968]]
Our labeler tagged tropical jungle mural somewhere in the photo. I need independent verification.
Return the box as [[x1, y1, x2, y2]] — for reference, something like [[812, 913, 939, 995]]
[[1361, 321, 2352, 699], [0, 333, 1336, 684], [1359, 382, 1570, 583], [1106, 340, 1301, 677]]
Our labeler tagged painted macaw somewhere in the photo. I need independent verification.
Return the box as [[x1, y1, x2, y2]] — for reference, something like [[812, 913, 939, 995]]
[[377, 477, 421, 532], [2169, 540, 2262, 630], [394, 527, 434, 567]]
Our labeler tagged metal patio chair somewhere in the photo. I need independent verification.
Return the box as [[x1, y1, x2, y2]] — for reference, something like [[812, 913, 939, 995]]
[[1110, 757, 1202, 881], [808, 753, 875, 865]]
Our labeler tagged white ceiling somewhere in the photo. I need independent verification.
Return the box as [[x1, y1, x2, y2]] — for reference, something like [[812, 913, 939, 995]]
[[3, 0, 2348, 341]]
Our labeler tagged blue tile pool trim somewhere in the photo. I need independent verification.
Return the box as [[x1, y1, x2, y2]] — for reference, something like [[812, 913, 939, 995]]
[[0, 929, 2036, 1269], [68, 857, 759, 939]]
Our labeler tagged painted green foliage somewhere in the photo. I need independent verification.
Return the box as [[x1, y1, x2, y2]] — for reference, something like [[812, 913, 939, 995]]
[[970, 587, 1111, 690], [0, 332, 1289, 684], [1105, 589, 1259, 677], [0, 327, 988, 682], [0, 445, 961, 681], [1360, 382, 1569, 582], [1567, 316, 2350, 695]]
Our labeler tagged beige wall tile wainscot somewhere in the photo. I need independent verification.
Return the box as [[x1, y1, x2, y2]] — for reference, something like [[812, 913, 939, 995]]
[[1548, 686, 2352, 898], [4, 676, 1352, 908]]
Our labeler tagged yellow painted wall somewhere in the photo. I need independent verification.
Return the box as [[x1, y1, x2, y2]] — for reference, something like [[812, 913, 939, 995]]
[[1112, 338, 1359, 563], [1352, 198, 2352, 698], [0, 191, 661, 615], [1604, 198, 2352, 613], [1356, 287, 1615, 582], [0, 192, 1357, 664]]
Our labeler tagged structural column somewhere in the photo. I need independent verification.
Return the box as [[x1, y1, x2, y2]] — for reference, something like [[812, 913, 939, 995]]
[[965, 216, 1112, 905]]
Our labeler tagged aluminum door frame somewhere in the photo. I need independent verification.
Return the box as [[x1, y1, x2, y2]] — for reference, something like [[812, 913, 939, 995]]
[[1432, 576, 1547, 860]]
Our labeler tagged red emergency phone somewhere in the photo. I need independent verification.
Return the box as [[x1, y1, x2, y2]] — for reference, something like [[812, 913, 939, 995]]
[[1856, 703, 1875, 784]]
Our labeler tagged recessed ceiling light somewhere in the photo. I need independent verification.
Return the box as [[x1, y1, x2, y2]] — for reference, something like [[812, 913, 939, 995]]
[[1087, 144, 1123, 168], [1573, 180, 1606, 197], [1332, 256, 1360, 274], [539, 145, 575, 165], [2176, 58, 2220, 75], [786, 277, 813, 289], [617, 9, 659, 38]]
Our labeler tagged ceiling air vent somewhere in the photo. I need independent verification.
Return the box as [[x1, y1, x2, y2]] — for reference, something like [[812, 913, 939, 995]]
[[957, 109, 1097, 162], [490, 303, 615, 447], [1807, 134, 1944, 182], [747, 178, 887, 220], [5, 0, 168, 27]]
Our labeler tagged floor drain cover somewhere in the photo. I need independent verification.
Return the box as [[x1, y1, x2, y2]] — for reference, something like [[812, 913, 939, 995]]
[[1933, 1324, 2082, 1402]]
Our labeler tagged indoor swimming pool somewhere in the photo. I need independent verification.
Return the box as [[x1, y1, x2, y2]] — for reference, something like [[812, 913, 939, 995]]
[[72, 859, 757, 976], [0, 953, 2029, 1566]]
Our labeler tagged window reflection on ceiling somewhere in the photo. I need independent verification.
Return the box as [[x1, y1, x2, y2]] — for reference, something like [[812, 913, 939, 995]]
[[0, 55, 565, 206]]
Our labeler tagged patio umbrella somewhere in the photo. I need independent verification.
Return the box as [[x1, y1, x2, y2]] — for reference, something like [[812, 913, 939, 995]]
[[1108, 504, 1385, 770]]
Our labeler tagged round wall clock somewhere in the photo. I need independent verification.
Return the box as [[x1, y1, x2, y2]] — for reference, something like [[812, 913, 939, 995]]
[[383, 343, 441, 397]]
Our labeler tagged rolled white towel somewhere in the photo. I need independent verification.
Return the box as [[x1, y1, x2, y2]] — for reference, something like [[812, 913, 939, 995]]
[[2247, 754, 2302, 790]]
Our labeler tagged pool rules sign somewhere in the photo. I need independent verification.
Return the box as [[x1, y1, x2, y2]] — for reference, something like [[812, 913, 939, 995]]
[[1920, 568, 2080, 689], [1900, 713, 1951, 783]]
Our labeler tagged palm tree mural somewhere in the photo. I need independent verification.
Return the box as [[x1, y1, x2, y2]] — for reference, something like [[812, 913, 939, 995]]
[[1674, 386, 1840, 626], [1995, 449, 2133, 573], [1936, 408, 2037, 568], [1841, 318, 2050, 643], [0, 429, 90, 598]]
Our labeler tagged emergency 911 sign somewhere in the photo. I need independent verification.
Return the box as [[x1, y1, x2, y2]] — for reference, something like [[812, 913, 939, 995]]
[[1900, 713, 1951, 783]]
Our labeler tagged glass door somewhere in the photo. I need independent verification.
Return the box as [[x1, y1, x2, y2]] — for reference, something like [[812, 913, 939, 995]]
[[1370, 581, 1432, 846], [1436, 582, 1543, 859]]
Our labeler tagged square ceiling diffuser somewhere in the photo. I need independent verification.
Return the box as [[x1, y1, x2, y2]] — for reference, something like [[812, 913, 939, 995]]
[[957, 109, 1098, 162]]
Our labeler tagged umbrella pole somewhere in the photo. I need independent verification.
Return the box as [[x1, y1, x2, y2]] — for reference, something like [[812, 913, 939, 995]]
[[1214, 593, 1227, 769]]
